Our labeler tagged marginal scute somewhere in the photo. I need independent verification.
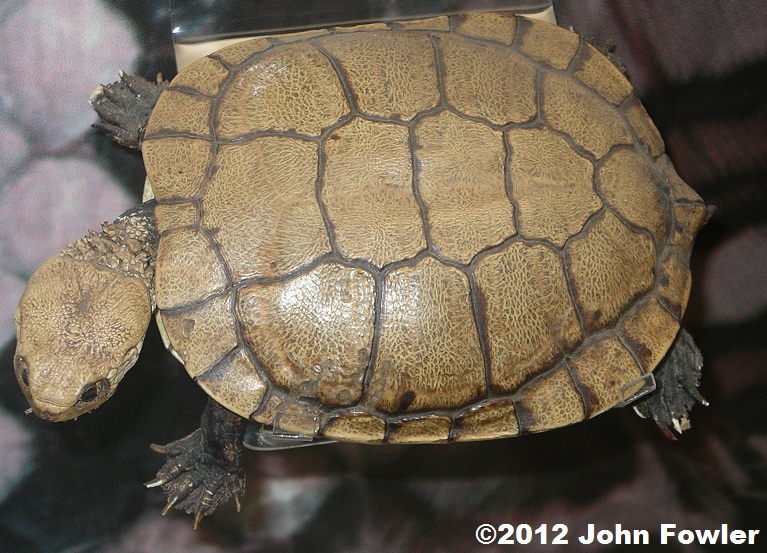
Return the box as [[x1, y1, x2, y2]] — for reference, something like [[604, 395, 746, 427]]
[[270, 29, 329, 43], [507, 126, 600, 246], [212, 37, 271, 67], [569, 334, 643, 417], [626, 101, 665, 157], [215, 43, 349, 138], [142, 137, 212, 201], [518, 17, 580, 70], [386, 415, 452, 443], [144, 90, 212, 137], [516, 365, 584, 432], [368, 256, 486, 413], [453, 11, 517, 44], [236, 263, 375, 407], [656, 154, 703, 203], [566, 210, 655, 333], [455, 400, 519, 441], [415, 111, 515, 263], [575, 41, 633, 105], [597, 148, 670, 248], [673, 201, 710, 250], [169, 56, 229, 96], [331, 23, 389, 33], [201, 137, 330, 280], [656, 246, 693, 320], [318, 31, 439, 120], [250, 392, 283, 425], [392, 16, 449, 31], [621, 297, 680, 373], [154, 228, 228, 310], [322, 117, 425, 266], [196, 349, 267, 420], [322, 412, 386, 443], [157, 294, 237, 377], [439, 34, 537, 125], [476, 241, 583, 393], [271, 399, 321, 436], [542, 71, 633, 158]]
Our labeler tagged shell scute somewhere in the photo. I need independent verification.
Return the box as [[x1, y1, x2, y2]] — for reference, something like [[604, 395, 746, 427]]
[[542, 71, 633, 158], [569, 334, 644, 418], [236, 263, 375, 407], [322, 117, 425, 266], [597, 147, 671, 248], [517, 16, 580, 70], [439, 34, 537, 125], [566, 211, 656, 333], [201, 137, 330, 280], [516, 365, 584, 432], [215, 43, 349, 138], [318, 31, 440, 120], [415, 110, 515, 263], [574, 42, 633, 105], [144, 90, 212, 137], [453, 11, 517, 44], [507, 126, 600, 246], [476, 241, 583, 393], [455, 400, 519, 441], [367, 256, 486, 413], [157, 294, 237, 378]]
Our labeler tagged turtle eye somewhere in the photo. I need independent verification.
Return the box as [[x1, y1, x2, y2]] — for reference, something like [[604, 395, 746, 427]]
[[14, 355, 29, 387], [79, 379, 109, 404]]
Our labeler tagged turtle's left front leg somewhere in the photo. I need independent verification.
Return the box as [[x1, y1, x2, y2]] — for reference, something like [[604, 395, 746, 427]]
[[90, 71, 167, 150], [146, 398, 246, 528]]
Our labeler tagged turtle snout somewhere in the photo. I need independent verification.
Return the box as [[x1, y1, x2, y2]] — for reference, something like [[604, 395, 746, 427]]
[[31, 405, 59, 422], [13, 354, 78, 421], [26, 397, 77, 422]]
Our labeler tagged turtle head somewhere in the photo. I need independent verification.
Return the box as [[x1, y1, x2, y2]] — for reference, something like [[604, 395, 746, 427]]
[[14, 254, 153, 421]]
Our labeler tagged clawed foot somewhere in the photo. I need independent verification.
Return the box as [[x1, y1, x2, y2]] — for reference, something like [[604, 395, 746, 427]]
[[145, 429, 246, 528], [633, 329, 707, 439], [90, 71, 167, 149]]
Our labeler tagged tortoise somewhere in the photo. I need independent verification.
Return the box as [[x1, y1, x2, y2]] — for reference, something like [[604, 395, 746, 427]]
[[13, 12, 710, 526]]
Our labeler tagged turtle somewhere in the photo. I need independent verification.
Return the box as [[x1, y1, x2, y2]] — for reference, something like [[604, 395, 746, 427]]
[[13, 12, 710, 526]]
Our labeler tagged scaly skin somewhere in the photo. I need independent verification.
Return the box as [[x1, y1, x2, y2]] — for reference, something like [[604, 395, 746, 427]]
[[146, 399, 246, 528]]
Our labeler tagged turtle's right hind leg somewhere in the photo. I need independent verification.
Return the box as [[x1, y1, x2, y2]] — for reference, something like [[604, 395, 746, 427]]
[[90, 72, 167, 150], [633, 328, 707, 439]]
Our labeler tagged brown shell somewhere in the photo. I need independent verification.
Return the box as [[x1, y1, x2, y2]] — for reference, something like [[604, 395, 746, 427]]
[[143, 13, 707, 444]]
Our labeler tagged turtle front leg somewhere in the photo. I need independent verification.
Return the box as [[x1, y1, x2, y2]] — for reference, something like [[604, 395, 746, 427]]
[[90, 71, 167, 150], [633, 328, 707, 438], [146, 399, 246, 528]]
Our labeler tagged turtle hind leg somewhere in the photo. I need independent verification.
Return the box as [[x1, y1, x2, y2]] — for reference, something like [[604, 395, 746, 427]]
[[633, 328, 707, 439], [90, 71, 167, 150], [145, 399, 246, 528]]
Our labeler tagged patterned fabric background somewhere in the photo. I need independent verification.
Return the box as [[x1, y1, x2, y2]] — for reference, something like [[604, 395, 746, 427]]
[[0, 1, 765, 551]]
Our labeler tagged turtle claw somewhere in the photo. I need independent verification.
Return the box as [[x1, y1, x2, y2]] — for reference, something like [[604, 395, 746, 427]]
[[193, 511, 204, 530], [162, 496, 179, 515], [90, 71, 167, 150], [144, 476, 166, 488], [148, 428, 246, 527]]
